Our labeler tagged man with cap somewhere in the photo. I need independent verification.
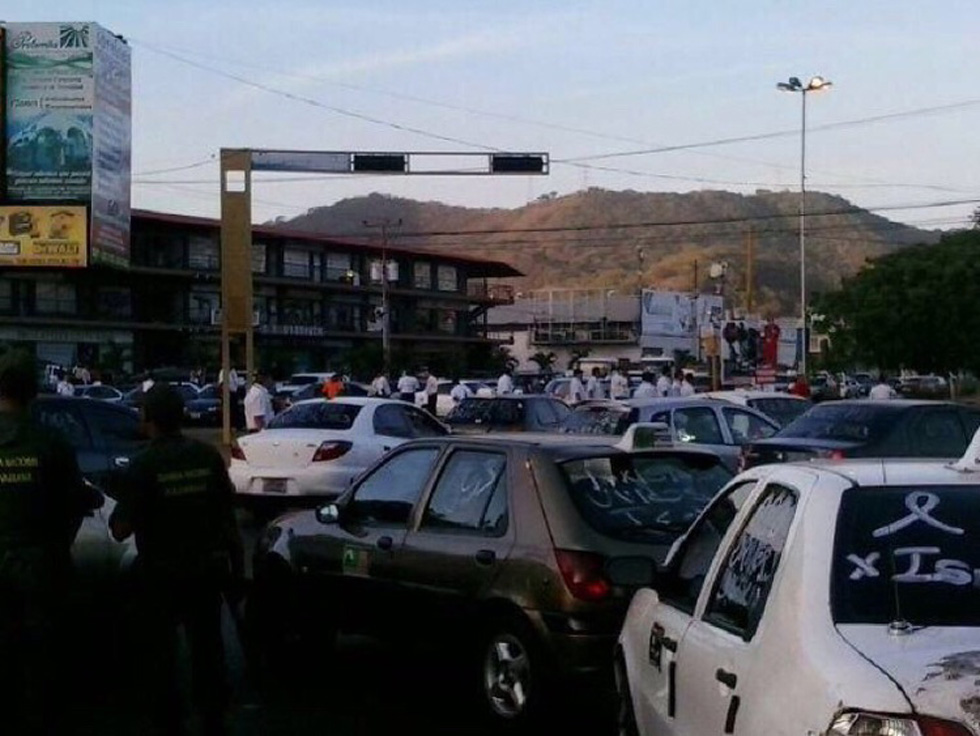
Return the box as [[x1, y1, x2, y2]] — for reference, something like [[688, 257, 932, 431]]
[[110, 383, 244, 735], [0, 350, 102, 733]]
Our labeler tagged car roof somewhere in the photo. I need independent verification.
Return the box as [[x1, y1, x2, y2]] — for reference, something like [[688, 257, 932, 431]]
[[702, 390, 807, 402], [291, 396, 412, 408], [626, 396, 737, 409], [759, 457, 980, 488], [459, 394, 550, 402], [809, 398, 963, 410]]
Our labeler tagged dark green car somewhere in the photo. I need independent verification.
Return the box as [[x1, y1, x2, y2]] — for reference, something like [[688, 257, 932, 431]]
[[249, 434, 731, 726]]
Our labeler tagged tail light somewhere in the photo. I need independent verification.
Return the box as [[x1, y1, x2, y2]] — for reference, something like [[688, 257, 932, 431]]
[[828, 712, 973, 736], [816, 448, 847, 461], [555, 549, 611, 602], [230, 442, 246, 461], [312, 441, 352, 462]]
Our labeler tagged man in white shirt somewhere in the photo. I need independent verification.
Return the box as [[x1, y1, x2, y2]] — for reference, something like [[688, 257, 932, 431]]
[[56, 372, 75, 396], [656, 366, 673, 398], [869, 374, 896, 400], [397, 370, 419, 402], [634, 371, 657, 399], [450, 378, 473, 406], [370, 372, 391, 397], [496, 368, 514, 396], [609, 369, 629, 400], [422, 368, 439, 414], [244, 371, 275, 432], [586, 368, 606, 400], [679, 372, 696, 397], [141, 372, 156, 394], [568, 369, 587, 405]]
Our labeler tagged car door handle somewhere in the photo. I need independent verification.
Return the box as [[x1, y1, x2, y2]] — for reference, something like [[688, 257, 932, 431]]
[[112, 456, 130, 469], [376, 536, 393, 551], [382, 446, 392, 452], [652, 625, 677, 653], [475, 549, 496, 566], [716, 668, 738, 689]]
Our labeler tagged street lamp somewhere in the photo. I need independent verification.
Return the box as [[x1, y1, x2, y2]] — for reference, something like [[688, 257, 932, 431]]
[[777, 75, 832, 378]]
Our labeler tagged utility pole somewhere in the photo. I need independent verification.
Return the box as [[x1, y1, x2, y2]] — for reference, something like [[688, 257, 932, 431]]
[[363, 218, 402, 376], [745, 228, 755, 315], [636, 246, 645, 294]]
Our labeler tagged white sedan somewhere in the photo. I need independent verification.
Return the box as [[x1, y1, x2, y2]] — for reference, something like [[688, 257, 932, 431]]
[[616, 433, 980, 736], [230, 397, 448, 498]]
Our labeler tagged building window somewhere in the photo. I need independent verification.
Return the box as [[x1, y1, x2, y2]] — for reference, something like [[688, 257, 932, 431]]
[[283, 248, 312, 279], [97, 287, 132, 318], [188, 289, 219, 325], [188, 235, 219, 271], [326, 252, 354, 283], [437, 265, 458, 292], [0, 280, 11, 313], [141, 232, 183, 269], [280, 298, 320, 325], [251, 243, 267, 274], [438, 310, 458, 334], [35, 282, 77, 314], [413, 262, 432, 290]]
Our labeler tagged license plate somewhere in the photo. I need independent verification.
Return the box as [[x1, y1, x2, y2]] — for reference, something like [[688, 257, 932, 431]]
[[263, 478, 287, 494], [189, 412, 201, 419]]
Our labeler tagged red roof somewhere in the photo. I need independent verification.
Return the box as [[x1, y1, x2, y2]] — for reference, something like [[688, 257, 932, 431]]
[[132, 209, 522, 278]]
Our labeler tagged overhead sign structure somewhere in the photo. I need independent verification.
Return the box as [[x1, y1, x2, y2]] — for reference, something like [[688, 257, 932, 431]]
[[0, 204, 88, 266], [249, 149, 549, 175], [3, 22, 132, 267]]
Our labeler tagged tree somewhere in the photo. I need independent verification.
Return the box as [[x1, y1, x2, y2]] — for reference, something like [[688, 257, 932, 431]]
[[529, 351, 557, 373], [814, 230, 980, 373], [972, 206, 980, 230]]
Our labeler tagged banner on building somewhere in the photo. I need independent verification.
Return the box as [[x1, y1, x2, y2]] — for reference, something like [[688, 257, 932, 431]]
[[0, 204, 88, 266]]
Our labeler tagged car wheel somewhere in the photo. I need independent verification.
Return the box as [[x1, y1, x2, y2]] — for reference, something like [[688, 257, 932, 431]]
[[479, 619, 547, 728], [614, 654, 640, 736]]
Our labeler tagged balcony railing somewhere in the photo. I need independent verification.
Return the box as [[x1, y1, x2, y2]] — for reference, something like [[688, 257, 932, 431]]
[[467, 283, 515, 304], [531, 325, 638, 345]]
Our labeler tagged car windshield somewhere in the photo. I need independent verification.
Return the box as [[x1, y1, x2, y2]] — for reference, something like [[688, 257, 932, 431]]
[[198, 385, 218, 400], [562, 406, 629, 435], [748, 397, 810, 427], [777, 404, 896, 442], [831, 486, 980, 626], [267, 401, 361, 430], [559, 452, 732, 541]]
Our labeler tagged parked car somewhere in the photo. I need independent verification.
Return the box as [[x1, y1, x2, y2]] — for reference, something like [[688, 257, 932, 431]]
[[898, 374, 950, 399], [229, 397, 449, 499], [561, 400, 631, 435], [618, 398, 780, 473], [276, 371, 335, 393], [699, 389, 811, 427], [249, 433, 733, 725], [445, 395, 571, 433], [183, 383, 221, 426], [615, 440, 980, 736], [741, 399, 980, 469], [73, 384, 125, 403]]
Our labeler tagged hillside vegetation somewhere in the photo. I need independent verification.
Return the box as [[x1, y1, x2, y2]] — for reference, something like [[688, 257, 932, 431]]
[[271, 188, 938, 315]]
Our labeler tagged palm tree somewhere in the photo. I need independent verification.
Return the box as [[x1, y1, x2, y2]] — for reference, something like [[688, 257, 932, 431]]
[[529, 351, 557, 373]]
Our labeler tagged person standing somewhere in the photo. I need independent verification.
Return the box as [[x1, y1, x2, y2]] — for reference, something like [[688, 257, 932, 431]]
[[322, 374, 345, 400], [679, 372, 696, 397], [110, 384, 244, 736], [244, 370, 275, 432], [609, 368, 629, 400], [586, 367, 606, 400], [370, 372, 391, 398], [449, 378, 473, 407], [496, 367, 514, 396], [656, 365, 672, 398], [0, 351, 102, 733], [141, 371, 156, 394], [789, 374, 811, 398], [422, 368, 439, 415], [56, 370, 75, 396], [634, 371, 657, 399], [218, 366, 243, 429], [568, 369, 587, 405], [397, 370, 419, 403], [869, 373, 897, 400]]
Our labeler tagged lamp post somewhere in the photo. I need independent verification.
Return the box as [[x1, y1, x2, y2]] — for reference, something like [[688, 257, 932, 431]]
[[777, 75, 832, 378]]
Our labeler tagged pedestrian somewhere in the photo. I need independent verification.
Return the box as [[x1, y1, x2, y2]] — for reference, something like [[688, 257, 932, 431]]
[[322, 374, 345, 400], [142, 371, 156, 394], [656, 365, 672, 397], [109, 384, 245, 736], [422, 368, 439, 415], [397, 369, 419, 403], [586, 367, 606, 400], [449, 377, 473, 406], [869, 373, 896, 400], [669, 369, 684, 397], [244, 370, 275, 432], [634, 371, 658, 398], [789, 373, 811, 398], [218, 365, 243, 429], [568, 368, 587, 405], [609, 367, 629, 400], [56, 370, 75, 396], [370, 372, 391, 398], [679, 371, 696, 397], [0, 350, 102, 733], [496, 366, 514, 396]]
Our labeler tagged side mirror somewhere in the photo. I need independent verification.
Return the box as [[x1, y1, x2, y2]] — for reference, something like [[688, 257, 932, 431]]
[[315, 503, 340, 525], [606, 556, 658, 588]]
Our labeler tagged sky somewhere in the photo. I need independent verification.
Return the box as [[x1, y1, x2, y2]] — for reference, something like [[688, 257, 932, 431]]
[[5, 0, 980, 230]]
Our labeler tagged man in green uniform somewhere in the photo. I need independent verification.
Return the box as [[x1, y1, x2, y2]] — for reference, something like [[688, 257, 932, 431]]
[[0, 350, 102, 734], [110, 383, 244, 735]]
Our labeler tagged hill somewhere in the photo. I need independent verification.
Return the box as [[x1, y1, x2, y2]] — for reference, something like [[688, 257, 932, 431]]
[[270, 188, 940, 314]]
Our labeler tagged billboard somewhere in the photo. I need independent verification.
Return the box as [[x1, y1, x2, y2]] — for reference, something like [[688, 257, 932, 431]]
[[0, 204, 88, 266], [3, 22, 131, 267]]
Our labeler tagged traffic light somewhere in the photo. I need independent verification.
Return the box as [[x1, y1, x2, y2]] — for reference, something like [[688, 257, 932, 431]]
[[490, 154, 548, 174], [352, 154, 407, 173]]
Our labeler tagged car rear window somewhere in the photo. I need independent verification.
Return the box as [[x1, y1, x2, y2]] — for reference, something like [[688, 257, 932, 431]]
[[831, 486, 980, 626], [562, 406, 629, 435], [267, 401, 361, 430], [559, 452, 732, 542], [748, 397, 810, 427], [449, 398, 522, 426], [778, 403, 896, 442]]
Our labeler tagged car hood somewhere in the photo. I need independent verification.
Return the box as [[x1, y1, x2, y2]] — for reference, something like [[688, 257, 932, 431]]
[[837, 624, 980, 730], [186, 398, 220, 409], [749, 436, 864, 451]]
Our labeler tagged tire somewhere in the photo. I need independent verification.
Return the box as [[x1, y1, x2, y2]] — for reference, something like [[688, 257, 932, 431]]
[[478, 617, 549, 730], [614, 654, 640, 736]]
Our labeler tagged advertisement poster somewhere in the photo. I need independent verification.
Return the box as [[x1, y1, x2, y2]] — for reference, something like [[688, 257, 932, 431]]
[[641, 290, 694, 338], [5, 23, 96, 200], [0, 205, 88, 267], [89, 24, 131, 267]]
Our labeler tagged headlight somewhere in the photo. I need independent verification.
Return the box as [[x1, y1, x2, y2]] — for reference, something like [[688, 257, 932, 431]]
[[827, 712, 973, 736]]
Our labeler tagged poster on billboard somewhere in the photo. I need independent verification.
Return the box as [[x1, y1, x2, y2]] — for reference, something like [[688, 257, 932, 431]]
[[89, 24, 131, 267], [4, 23, 96, 200], [0, 205, 88, 267], [641, 290, 695, 338]]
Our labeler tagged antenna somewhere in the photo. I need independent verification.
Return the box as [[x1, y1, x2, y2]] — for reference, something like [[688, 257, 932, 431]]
[[887, 548, 912, 635]]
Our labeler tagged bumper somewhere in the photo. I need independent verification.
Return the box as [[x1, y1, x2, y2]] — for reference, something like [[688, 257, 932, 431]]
[[525, 609, 619, 678], [229, 462, 357, 497]]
